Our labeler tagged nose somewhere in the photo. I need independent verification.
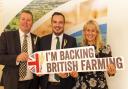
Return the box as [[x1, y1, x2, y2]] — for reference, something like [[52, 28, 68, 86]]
[[55, 22, 60, 26], [88, 31, 92, 34], [22, 19, 27, 24]]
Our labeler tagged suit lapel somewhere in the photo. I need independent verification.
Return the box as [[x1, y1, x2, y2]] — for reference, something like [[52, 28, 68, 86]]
[[62, 34, 68, 49], [14, 30, 21, 54], [30, 33, 37, 52], [47, 34, 52, 50], [14, 31, 37, 54]]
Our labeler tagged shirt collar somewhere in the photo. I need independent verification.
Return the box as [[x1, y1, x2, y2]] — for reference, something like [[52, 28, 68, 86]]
[[52, 33, 63, 40], [19, 29, 30, 37]]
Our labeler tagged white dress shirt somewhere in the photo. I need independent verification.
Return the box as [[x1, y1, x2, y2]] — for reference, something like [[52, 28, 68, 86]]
[[49, 33, 63, 82]]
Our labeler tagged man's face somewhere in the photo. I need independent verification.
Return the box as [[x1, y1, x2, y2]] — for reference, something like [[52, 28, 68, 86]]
[[51, 15, 65, 36], [19, 12, 33, 33]]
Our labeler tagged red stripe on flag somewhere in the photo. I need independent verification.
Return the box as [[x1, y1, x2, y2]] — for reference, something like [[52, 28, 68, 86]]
[[28, 53, 40, 73]]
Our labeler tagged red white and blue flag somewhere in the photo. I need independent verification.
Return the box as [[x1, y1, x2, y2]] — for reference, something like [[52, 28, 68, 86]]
[[27, 52, 45, 74]]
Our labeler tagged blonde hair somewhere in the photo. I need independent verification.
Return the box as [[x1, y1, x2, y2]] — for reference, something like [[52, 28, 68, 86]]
[[83, 20, 103, 52]]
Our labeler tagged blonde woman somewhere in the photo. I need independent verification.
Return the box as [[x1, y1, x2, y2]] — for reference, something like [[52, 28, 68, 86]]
[[73, 20, 116, 89]]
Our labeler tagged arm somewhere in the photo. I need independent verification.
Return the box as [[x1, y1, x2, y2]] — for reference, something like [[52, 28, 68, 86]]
[[0, 32, 18, 66], [100, 45, 116, 76]]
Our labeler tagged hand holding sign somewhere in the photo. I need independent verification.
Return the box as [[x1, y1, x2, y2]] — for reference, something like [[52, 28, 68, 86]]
[[58, 73, 69, 78], [70, 71, 78, 78], [107, 64, 116, 76]]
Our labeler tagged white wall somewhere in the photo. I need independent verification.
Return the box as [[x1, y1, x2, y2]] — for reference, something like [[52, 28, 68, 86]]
[[1, 0, 33, 34], [0, 0, 128, 89], [107, 0, 128, 89]]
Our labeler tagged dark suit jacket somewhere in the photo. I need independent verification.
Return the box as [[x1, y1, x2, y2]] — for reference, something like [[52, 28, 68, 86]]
[[37, 33, 77, 89], [0, 30, 38, 89]]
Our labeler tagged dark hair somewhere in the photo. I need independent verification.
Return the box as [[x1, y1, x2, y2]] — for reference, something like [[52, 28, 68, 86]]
[[20, 10, 33, 20], [51, 12, 65, 23]]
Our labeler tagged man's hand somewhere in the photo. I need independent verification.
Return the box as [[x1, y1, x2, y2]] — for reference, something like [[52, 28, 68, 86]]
[[36, 74, 45, 77], [16, 52, 28, 62], [58, 73, 68, 78]]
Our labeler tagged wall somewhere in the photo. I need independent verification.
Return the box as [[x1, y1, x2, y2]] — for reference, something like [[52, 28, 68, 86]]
[[107, 0, 128, 89]]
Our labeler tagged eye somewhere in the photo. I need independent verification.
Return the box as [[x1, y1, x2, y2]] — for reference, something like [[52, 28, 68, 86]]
[[92, 29, 97, 33], [53, 21, 57, 24], [27, 19, 32, 22], [59, 21, 64, 24], [21, 18, 25, 20], [86, 29, 90, 32]]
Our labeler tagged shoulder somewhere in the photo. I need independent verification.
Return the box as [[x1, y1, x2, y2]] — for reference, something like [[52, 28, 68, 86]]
[[1, 30, 18, 37], [30, 33, 39, 39], [30, 33, 36, 37], [63, 34, 76, 40], [39, 34, 52, 41], [2, 30, 18, 34], [98, 45, 112, 57], [41, 34, 52, 39], [63, 34, 77, 47]]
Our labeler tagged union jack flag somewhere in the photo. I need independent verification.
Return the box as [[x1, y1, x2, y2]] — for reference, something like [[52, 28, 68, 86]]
[[27, 53, 42, 74]]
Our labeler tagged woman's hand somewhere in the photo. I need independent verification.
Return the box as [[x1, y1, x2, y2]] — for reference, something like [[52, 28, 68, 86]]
[[70, 71, 78, 78], [107, 64, 116, 76]]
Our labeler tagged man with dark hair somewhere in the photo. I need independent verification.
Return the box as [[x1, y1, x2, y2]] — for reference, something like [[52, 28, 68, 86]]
[[37, 12, 78, 89], [0, 10, 38, 89]]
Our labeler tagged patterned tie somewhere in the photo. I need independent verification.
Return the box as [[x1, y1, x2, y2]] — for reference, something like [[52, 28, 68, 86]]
[[19, 34, 28, 79], [55, 37, 60, 81]]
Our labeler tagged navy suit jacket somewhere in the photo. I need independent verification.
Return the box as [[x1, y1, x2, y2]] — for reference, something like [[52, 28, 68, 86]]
[[37, 33, 77, 89], [0, 30, 38, 89]]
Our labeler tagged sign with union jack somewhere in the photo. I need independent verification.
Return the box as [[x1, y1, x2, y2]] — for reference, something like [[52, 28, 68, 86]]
[[27, 46, 124, 74], [27, 51, 47, 74]]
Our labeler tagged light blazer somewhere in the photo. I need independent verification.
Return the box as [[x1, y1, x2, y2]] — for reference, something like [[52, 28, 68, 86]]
[[37, 33, 77, 89], [0, 30, 37, 89]]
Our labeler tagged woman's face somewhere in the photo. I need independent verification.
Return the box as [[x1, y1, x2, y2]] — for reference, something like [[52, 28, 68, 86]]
[[84, 24, 98, 44]]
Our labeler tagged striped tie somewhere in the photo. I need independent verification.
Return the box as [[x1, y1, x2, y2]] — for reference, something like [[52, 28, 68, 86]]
[[19, 34, 28, 79]]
